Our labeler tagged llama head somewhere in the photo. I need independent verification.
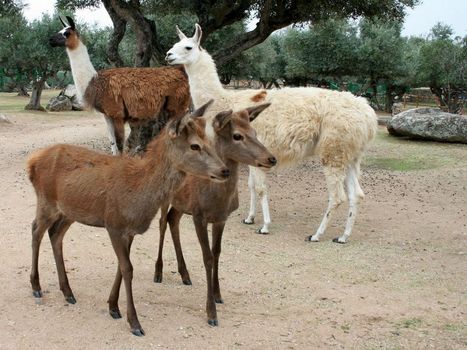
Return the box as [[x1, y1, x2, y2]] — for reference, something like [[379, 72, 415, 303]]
[[212, 103, 277, 169], [166, 24, 203, 66], [166, 99, 229, 182], [49, 16, 80, 50]]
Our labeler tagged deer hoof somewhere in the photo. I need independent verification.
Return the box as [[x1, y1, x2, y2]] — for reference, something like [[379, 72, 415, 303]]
[[242, 219, 254, 225], [256, 228, 269, 235], [131, 327, 145, 337], [215, 298, 224, 304], [154, 275, 162, 283], [332, 237, 347, 244], [32, 290, 42, 298], [182, 279, 192, 286], [208, 319, 219, 327], [306, 235, 319, 242], [65, 296, 76, 304], [109, 308, 122, 319]]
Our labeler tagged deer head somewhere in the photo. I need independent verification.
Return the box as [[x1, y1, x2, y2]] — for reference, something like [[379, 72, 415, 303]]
[[166, 24, 203, 66], [212, 103, 277, 169], [166, 100, 229, 182], [49, 16, 80, 50]]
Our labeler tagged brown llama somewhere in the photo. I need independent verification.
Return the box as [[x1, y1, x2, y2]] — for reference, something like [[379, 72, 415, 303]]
[[27, 101, 229, 336], [153, 103, 277, 326], [50, 16, 190, 154]]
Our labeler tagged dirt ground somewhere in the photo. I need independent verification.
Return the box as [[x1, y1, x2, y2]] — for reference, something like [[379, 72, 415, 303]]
[[0, 97, 466, 349]]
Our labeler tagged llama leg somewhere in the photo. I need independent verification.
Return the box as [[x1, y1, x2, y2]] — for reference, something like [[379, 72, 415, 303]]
[[48, 216, 75, 304], [193, 215, 217, 326], [307, 166, 346, 242], [169, 208, 191, 285], [334, 163, 364, 244], [30, 210, 55, 298], [242, 168, 257, 225], [108, 232, 144, 336], [113, 118, 125, 154], [104, 115, 119, 155], [255, 169, 271, 234], [212, 221, 226, 304], [154, 203, 169, 283]]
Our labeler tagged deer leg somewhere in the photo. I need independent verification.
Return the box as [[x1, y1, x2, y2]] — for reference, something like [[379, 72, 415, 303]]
[[307, 166, 346, 242], [30, 210, 55, 298], [154, 203, 169, 283], [48, 216, 75, 304], [107, 266, 123, 319], [242, 168, 257, 225], [108, 232, 144, 336], [334, 163, 364, 244], [169, 208, 191, 285], [104, 115, 119, 155], [211, 221, 226, 304], [193, 215, 217, 326]]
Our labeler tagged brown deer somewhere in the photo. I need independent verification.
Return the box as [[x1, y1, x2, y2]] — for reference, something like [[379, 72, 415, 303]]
[[153, 103, 277, 326], [27, 100, 229, 336]]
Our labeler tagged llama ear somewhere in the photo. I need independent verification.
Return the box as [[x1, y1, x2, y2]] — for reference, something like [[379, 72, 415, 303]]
[[191, 99, 214, 118], [194, 23, 203, 45], [246, 103, 271, 121], [213, 110, 233, 131], [66, 16, 76, 30], [59, 16, 68, 28], [176, 25, 187, 40]]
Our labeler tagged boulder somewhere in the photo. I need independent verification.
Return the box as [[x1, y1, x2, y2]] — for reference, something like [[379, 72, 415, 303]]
[[61, 84, 83, 110], [387, 108, 467, 144], [46, 95, 73, 112]]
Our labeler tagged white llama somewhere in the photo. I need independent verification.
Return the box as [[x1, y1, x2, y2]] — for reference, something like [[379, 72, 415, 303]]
[[166, 24, 378, 243]]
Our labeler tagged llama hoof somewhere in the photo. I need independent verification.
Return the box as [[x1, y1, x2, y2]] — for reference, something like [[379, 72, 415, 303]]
[[32, 290, 42, 298], [215, 298, 224, 304], [332, 237, 347, 244], [109, 308, 122, 319], [256, 228, 269, 235], [242, 218, 254, 225], [154, 275, 162, 283], [65, 296, 76, 304], [208, 319, 219, 327], [182, 279, 192, 286], [131, 327, 145, 337], [306, 235, 319, 242]]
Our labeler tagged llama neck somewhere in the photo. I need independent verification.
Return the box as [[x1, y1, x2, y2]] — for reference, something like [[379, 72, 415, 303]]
[[184, 50, 226, 107], [66, 42, 97, 102]]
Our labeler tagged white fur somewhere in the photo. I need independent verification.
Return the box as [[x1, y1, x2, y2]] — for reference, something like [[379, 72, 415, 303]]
[[66, 42, 97, 106], [167, 26, 378, 242]]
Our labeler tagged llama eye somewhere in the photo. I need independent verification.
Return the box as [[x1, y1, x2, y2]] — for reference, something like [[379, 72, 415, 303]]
[[233, 134, 243, 141], [190, 144, 201, 151], [64, 31, 70, 38], [185, 46, 193, 51]]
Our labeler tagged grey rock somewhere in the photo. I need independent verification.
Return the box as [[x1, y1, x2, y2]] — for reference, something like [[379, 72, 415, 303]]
[[46, 95, 73, 112], [387, 108, 467, 144], [0, 114, 11, 123], [60, 84, 83, 111]]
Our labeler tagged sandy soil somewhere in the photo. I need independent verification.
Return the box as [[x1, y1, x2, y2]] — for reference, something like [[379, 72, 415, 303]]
[[0, 110, 466, 349]]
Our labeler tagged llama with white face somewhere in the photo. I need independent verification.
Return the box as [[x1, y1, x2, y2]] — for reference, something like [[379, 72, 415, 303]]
[[166, 24, 378, 243]]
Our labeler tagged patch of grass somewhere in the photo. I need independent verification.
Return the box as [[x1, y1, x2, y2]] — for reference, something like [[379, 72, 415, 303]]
[[366, 156, 442, 171], [398, 318, 422, 329], [0, 90, 59, 113]]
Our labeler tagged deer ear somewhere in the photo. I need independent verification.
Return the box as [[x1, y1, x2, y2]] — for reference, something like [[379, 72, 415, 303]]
[[65, 16, 76, 30], [194, 23, 203, 45], [59, 16, 67, 28], [167, 118, 183, 139], [245, 103, 271, 121], [213, 110, 233, 131], [176, 25, 187, 40], [191, 99, 214, 118]]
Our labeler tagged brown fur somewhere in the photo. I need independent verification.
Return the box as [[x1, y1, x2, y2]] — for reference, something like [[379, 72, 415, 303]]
[[65, 31, 80, 50], [153, 104, 276, 325], [27, 102, 228, 336], [250, 90, 267, 102]]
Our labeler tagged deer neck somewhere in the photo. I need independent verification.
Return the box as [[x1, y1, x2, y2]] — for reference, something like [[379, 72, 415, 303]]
[[184, 50, 226, 108], [66, 41, 97, 103]]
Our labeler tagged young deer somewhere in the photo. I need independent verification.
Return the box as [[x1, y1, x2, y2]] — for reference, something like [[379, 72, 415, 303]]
[[27, 100, 229, 336], [153, 104, 277, 326]]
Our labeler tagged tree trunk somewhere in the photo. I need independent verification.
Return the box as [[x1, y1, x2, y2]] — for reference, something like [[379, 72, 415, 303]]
[[17, 86, 29, 97], [25, 80, 46, 111], [103, 0, 126, 67], [385, 85, 394, 113]]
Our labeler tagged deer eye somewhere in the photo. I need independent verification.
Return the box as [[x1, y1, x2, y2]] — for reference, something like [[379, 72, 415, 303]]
[[185, 46, 193, 51], [233, 134, 243, 141], [190, 144, 201, 151]]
